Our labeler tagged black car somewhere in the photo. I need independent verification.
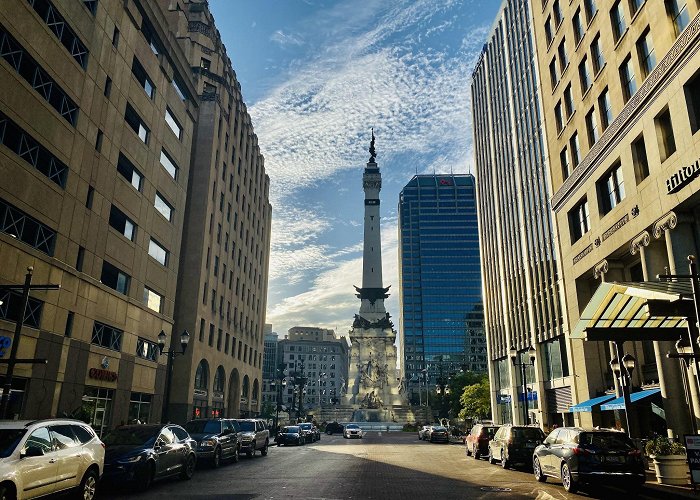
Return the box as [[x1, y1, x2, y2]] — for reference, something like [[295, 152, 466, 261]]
[[184, 418, 240, 467], [103, 424, 198, 489], [533, 428, 645, 493], [299, 423, 320, 442], [428, 426, 449, 443], [325, 422, 344, 435], [466, 424, 499, 459], [276, 426, 303, 446], [488, 425, 545, 469]]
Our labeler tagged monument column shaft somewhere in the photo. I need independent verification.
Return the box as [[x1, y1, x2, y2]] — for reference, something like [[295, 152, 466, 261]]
[[362, 193, 383, 289]]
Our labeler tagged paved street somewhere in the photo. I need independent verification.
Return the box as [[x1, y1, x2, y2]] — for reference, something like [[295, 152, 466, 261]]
[[96, 432, 694, 499]]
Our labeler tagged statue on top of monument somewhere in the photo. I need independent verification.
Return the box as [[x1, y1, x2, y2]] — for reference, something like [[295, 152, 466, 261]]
[[368, 128, 376, 163]]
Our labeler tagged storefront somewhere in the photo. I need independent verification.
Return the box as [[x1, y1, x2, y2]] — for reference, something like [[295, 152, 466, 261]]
[[81, 387, 113, 437]]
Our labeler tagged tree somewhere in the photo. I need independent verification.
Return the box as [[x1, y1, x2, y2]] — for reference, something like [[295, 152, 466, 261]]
[[259, 401, 275, 418], [458, 375, 491, 421]]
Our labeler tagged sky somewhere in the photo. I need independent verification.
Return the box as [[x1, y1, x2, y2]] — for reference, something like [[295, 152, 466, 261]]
[[209, 0, 499, 339]]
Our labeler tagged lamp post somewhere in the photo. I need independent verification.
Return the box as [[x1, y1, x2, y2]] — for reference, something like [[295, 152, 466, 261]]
[[509, 345, 536, 425], [421, 368, 429, 407], [609, 349, 636, 437], [270, 363, 287, 431], [157, 329, 190, 423], [317, 372, 327, 407]]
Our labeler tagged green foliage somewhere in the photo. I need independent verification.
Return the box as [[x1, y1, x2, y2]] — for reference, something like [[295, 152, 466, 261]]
[[403, 423, 418, 432], [458, 375, 491, 421], [259, 401, 275, 418], [645, 437, 686, 456]]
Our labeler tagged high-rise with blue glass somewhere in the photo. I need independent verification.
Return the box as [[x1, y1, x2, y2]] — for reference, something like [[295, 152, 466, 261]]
[[398, 174, 486, 401]]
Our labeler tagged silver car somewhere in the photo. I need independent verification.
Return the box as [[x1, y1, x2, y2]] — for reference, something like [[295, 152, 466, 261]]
[[343, 424, 363, 439]]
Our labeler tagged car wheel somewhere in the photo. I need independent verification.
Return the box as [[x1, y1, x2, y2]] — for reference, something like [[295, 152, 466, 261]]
[[261, 440, 269, 456], [466, 445, 472, 457], [561, 463, 577, 493], [180, 453, 196, 480], [501, 449, 509, 469], [212, 447, 222, 468], [473, 446, 481, 460], [488, 450, 496, 465], [232, 445, 240, 463], [533, 457, 546, 482], [0, 485, 14, 500], [76, 467, 98, 500], [136, 462, 154, 490]]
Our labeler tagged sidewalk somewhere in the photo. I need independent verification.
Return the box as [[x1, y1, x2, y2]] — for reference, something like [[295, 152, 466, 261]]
[[644, 470, 699, 498]]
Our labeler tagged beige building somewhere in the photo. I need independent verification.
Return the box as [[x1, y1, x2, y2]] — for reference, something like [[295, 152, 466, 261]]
[[0, 0, 198, 433], [163, 0, 272, 422], [531, 0, 700, 436]]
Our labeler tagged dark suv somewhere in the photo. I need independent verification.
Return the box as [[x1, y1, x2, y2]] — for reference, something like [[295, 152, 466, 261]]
[[488, 425, 545, 469], [466, 423, 499, 459], [533, 428, 645, 493], [184, 418, 240, 468]]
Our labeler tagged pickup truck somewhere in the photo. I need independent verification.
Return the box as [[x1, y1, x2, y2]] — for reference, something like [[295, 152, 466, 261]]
[[232, 419, 270, 457]]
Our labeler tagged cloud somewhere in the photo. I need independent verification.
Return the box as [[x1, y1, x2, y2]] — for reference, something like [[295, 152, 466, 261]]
[[270, 30, 304, 47]]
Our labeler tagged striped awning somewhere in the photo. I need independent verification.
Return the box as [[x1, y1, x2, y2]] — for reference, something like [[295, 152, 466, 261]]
[[571, 281, 693, 341]]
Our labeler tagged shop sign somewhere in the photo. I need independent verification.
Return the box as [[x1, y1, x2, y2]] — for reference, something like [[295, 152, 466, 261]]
[[0, 336, 11, 357], [667, 159, 700, 194], [497, 394, 511, 404], [517, 390, 538, 402], [685, 435, 700, 486], [88, 368, 118, 382]]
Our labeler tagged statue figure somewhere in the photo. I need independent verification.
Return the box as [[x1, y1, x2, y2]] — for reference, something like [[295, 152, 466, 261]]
[[339, 377, 347, 395], [369, 128, 376, 163], [397, 376, 406, 394]]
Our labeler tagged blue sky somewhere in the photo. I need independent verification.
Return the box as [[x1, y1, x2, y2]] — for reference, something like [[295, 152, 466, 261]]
[[209, 0, 499, 337]]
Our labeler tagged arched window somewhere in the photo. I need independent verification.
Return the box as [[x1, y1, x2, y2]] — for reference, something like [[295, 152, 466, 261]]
[[252, 379, 259, 400], [194, 360, 209, 390], [242, 375, 250, 398], [213, 366, 225, 393]]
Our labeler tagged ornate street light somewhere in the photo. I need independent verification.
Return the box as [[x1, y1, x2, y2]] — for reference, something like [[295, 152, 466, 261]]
[[510, 345, 536, 425], [609, 353, 636, 436], [158, 329, 190, 423]]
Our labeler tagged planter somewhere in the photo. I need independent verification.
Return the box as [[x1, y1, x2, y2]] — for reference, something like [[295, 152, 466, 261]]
[[650, 454, 689, 486]]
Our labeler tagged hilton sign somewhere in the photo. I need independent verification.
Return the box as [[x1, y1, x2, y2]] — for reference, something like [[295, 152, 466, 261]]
[[666, 158, 700, 194]]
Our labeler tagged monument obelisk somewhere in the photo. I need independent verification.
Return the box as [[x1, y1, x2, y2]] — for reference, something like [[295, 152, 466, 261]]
[[345, 131, 403, 408]]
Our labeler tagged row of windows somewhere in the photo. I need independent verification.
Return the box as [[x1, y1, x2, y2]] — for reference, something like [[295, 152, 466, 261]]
[[197, 319, 261, 368], [28, 0, 89, 69]]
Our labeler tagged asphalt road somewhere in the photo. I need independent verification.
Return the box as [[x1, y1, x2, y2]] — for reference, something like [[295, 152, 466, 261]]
[[97, 432, 692, 499]]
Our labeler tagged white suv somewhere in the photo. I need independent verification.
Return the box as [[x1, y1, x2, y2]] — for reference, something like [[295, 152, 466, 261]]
[[0, 419, 104, 499]]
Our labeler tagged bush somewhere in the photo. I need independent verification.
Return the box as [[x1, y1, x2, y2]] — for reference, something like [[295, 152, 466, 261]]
[[645, 437, 686, 456], [403, 423, 418, 432]]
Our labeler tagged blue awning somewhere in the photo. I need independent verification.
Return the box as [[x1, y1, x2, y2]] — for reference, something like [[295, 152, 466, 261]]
[[600, 388, 661, 411], [569, 394, 616, 413]]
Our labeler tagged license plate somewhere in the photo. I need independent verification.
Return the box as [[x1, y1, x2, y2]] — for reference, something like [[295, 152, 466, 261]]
[[604, 456, 624, 463]]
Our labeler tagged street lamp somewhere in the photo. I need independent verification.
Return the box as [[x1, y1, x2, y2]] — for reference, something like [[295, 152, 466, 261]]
[[318, 372, 327, 407], [609, 352, 636, 437], [158, 329, 190, 423], [270, 363, 287, 431], [421, 368, 429, 407], [510, 345, 536, 425]]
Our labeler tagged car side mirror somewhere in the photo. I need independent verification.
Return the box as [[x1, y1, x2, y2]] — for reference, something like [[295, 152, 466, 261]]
[[21, 446, 45, 458], [222, 428, 231, 435]]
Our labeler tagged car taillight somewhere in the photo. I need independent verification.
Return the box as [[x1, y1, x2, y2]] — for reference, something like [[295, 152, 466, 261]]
[[572, 447, 590, 456], [478, 436, 488, 441], [100, 441, 106, 449], [628, 449, 641, 457]]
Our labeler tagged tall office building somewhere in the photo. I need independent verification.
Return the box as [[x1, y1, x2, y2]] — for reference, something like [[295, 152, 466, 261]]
[[471, 0, 572, 427], [398, 174, 486, 402], [529, 0, 700, 437], [164, 0, 272, 421], [0, 0, 197, 431], [261, 324, 278, 404]]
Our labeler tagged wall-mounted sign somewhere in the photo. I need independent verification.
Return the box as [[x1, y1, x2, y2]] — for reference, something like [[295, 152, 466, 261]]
[[497, 394, 512, 404], [0, 336, 11, 357], [685, 435, 700, 486], [667, 159, 700, 194], [88, 367, 117, 382], [517, 390, 538, 402]]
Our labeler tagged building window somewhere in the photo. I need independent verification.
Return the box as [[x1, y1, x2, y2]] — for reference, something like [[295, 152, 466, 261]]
[[131, 57, 155, 98], [101, 261, 130, 295], [148, 239, 168, 266], [91, 321, 123, 351], [112, 26, 119, 47], [620, 56, 637, 102], [573, 9, 584, 44], [124, 103, 149, 143], [209, 324, 215, 347], [611, 1, 627, 42], [629, 0, 645, 16], [159, 149, 178, 180], [83, 0, 97, 15], [0, 198, 56, 256], [586, 108, 600, 146], [570, 132, 581, 168], [117, 153, 143, 191], [666, 0, 690, 36], [560, 147, 570, 179], [143, 287, 163, 313], [129, 393, 152, 424], [631, 134, 650, 183], [95, 129, 103, 151], [598, 87, 614, 130], [0, 289, 44, 328], [555, 101, 564, 132], [584, 0, 598, 22], [563, 84, 574, 118], [172, 76, 188, 102], [136, 337, 158, 361], [549, 58, 559, 87], [200, 57, 211, 70], [685, 70, 700, 134], [553, 0, 563, 27], [154, 192, 173, 221], [76, 246, 85, 271], [598, 162, 625, 214], [557, 39, 568, 72], [655, 108, 676, 161], [165, 108, 182, 140], [29, 0, 90, 68], [569, 198, 590, 242], [579, 56, 592, 93], [65, 311, 74, 337], [591, 34, 605, 74], [109, 205, 135, 241], [545, 16, 553, 46], [636, 29, 656, 78]]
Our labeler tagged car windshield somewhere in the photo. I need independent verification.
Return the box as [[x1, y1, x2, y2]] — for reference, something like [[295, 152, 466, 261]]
[[432, 427, 447, 432], [299, 423, 312, 429], [580, 432, 635, 450], [0, 429, 25, 458], [103, 426, 159, 446], [346, 424, 359, 429], [513, 428, 544, 440], [185, 420, 221, 434], [283, 427, 300, 433], [484, 427, 498, 438], [237, 421, 256, 432]]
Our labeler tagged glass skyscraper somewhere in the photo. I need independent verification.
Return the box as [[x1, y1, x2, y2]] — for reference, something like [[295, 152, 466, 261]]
[[398, 174, 486, 399]]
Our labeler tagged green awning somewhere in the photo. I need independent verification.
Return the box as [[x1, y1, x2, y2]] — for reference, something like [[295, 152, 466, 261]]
[[571, 281, 693, 341]]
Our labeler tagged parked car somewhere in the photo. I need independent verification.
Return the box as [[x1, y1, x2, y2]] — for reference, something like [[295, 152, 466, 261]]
[[102, 423, 197, 489], [184, 418, 239, 467], [466, 424, 500, 459], [428, 426, 450, 443], [488, 425, 545, 469], [325, 422, 344, 435], [276, 426, 303, 446], [233, 419, 270, 457], [0, 418, 104, 500], [299, 423, 320, 442], [418, 425, 431, 440], [533, 427, 645, 493], [343, 423, 363, 439]]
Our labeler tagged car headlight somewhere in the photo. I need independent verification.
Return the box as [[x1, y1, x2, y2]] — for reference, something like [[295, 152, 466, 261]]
[[117, 455, 142, 464], [201, 439, 217, 448]]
